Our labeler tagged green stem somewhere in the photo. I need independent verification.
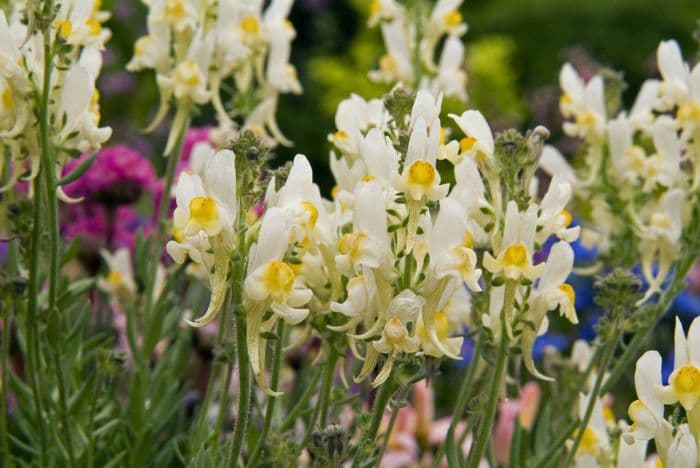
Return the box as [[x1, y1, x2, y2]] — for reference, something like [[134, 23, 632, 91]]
[[433, 338, 482, 468], [301, 350, 338, 450], [281, 365, 323, 430], [1, 305, 13, 468], [25, 176, 48, 466], [355, 380, 396, 468], [248, 320, 285, 467], [39, 25, 75, 467], [465, 333, 507, 467], [85, 375, 104, 468], [226, 313, 252, 468], [465, 282, 514, 468], [212, 304, 235, 452], [562, 325, 620, 468], [318, 351, 338, 428], [192, 297, 231, 449]]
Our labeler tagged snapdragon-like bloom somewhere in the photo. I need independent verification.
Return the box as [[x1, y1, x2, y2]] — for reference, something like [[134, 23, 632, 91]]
[[624, 317, 700, 466], [371, 290, 423, 386], [97, 248, 138, 304], [483, 201, 544, 282], [167, 149, 237, 327], [445, 110, 495, 170], [244, 207, 312, 394], [559, 63, 607, 140], [522, 241, 575, 380]]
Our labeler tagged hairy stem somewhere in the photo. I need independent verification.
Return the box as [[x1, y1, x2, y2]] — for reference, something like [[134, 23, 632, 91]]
[[226, 313, 252, 468], [248, 320, 285, 466]]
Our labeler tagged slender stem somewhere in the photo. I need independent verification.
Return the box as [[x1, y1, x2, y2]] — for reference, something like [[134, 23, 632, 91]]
[[317, 351, 338, 428], [281, 365, 323, 430], [465, 333, 507, 467], [465, 282, 514, 468], [212, 305, 235, 451], [248, 320, 285, 467], [0, 307, 13, 468], [86, 375, 104, 468], [25, 176, 48, 466], [39, 24, 76, 467], [192, 296, 231, 449], [355, 380, 396, 468], [432, 338, 483, 468], [226, 313, 252, 468], [562, 325, 619, 467], [301, 350, 338, 450]]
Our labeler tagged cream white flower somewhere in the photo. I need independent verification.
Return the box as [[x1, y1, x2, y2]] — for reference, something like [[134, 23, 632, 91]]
[[329, 94, 387, 157], [448, 110, 495, 171], [336, 180, 390, 276], [559, 63, 606, 140], [536, 175, 580, 244], [483, 202, 544, 281], [244, 207, 312, 394], [428, 198, 481, 292], [393, 117, 448, 202], [168, 149, 237, 327], [58, 64, 112, 152], [638, 188, 684, 300], [54, 0, 111, 49], [538, 145, 579, 188], [268, 154, 333, 249], [569, 393, 612, 465], [628, 80, 660, 132], [371, 290, 423, 386], [624, 351, 673, 449], [369, 18, 414, 85], [266, 23, 302, 95], [522, 241, 575, 380], [431, 35, 467, 101], [656, 317, 700, 412], [330, 269, 376, 319], [126, 22, 171, 73], [367, 0, 404, 27], [97, 248, 137, 303]]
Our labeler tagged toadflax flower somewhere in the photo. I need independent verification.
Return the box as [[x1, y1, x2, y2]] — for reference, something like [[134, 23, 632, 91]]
[[97, 248, 138, 304], [483, 201, 544, 282], [167, 149, 237, 327], [624, 317, 700, 466], [244, 207, 312, 395]]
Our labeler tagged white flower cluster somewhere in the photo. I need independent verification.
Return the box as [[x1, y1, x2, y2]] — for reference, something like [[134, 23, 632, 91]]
[[542, 40, 700, 303], [367, 0, 468, 101], [0, 1, 111, 195], [128, 0, 301, 153], [169, 87, 587, 396]]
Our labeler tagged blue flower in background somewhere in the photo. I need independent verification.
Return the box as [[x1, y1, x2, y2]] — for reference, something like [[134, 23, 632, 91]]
[[533, 333, 568, 360], [670, 290, 700, 320], [577, 312, 602, 341], [661, 351, 674, 385], [570, 230, 598, 264]]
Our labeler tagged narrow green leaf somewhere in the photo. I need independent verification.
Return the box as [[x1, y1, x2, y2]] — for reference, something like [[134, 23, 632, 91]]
[[57, 150, 98, 185]]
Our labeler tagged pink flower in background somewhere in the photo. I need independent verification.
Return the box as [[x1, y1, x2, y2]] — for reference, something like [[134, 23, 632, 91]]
[[181, 127, 213, 163], [63, 204, 154, 254], [62, 145, 157, 205], [494, 400, 520, 465]]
